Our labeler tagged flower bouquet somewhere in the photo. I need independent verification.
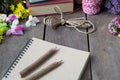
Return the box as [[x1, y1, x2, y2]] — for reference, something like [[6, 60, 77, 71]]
[[108, 17, 120, 38], [0, 14, 26, 43], [0, 0, 30, 43]]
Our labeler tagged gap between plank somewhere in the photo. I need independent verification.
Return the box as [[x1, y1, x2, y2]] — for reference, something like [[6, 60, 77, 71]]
[[85, 13, 93, 80], [43, 24, 46, 40]]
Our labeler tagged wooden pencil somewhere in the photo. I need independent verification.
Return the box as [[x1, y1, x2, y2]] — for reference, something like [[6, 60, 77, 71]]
[[19, 47, 58, 77], [25, 60, 63, 80]]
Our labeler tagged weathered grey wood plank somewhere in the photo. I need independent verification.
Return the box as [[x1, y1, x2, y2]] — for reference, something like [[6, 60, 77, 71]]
[[88, 12, 120, 80], [0, 17, 44, 79], [45, 10, 91, 80]]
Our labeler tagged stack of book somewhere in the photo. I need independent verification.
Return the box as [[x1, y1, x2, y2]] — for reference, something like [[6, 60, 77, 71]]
[[26, 0, 74, 16]]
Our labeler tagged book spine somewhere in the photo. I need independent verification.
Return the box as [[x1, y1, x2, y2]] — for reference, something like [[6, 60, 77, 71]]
[[3, 39, 34, 78]]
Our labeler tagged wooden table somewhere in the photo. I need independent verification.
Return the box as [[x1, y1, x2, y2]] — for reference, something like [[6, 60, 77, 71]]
[[0, 9, 120, 80]]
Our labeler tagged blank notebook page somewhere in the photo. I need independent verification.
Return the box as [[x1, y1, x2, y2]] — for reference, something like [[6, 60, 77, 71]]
[[2, 37, 90, 80]]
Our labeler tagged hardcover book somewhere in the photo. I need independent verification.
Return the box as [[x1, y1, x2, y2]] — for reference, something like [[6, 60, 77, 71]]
[[26, 0, 74, 16]]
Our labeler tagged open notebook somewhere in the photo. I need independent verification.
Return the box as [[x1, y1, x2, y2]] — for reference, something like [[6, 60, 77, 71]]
[[2, 37, 90, 80]]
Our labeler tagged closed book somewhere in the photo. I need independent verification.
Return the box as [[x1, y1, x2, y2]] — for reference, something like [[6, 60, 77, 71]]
[[26, 0, 74, 16], [28, 0, 49, 4]]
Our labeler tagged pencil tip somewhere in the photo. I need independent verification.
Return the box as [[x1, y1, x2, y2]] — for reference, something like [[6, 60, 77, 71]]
[[58, 60, 63, 64]]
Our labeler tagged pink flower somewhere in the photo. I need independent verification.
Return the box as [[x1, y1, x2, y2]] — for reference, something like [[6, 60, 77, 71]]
[[6, 25, 26, 36], [117, 23, 120, 28], [114, 20, 119, 26], [6, 14, 19, 23], [9, 14, 18, 21], [113, 18, 120, 28], [112, 17, 118, 22]]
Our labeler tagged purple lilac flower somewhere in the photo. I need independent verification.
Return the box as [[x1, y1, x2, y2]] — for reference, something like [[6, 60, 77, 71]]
[[104, 0, 120, 14], [114, 5, 120, 13], [111, 0, 120, 5], [109, 7, 118, 14], [104, 1, 112, 9]]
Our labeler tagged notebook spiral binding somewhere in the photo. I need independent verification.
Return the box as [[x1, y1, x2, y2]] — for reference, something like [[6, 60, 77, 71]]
[[3, 39, 34, 78]]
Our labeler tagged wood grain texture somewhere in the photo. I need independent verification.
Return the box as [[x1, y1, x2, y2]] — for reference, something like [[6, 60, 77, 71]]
[[88, 12, 120, 80], [45, 10, 91, 80], [0, 17, 44, 79]]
